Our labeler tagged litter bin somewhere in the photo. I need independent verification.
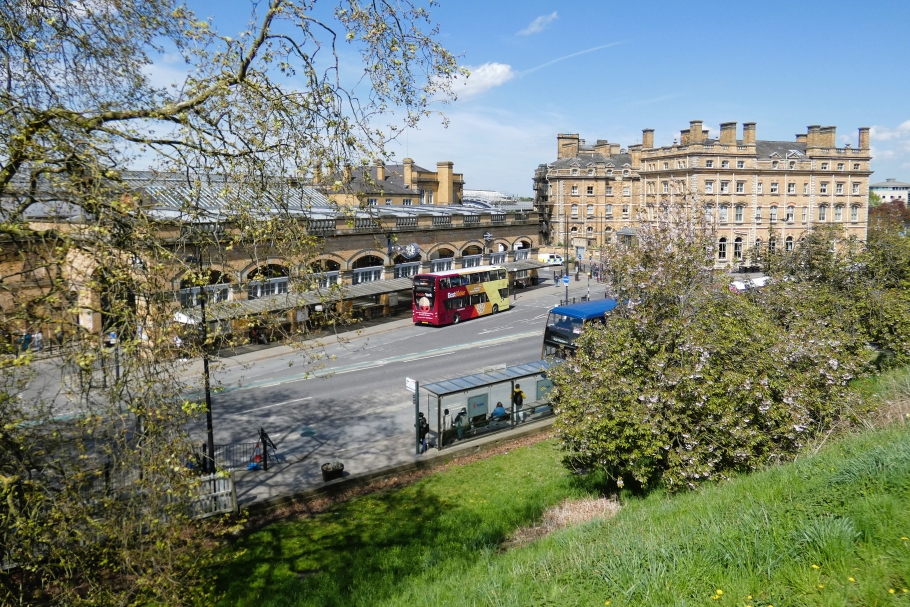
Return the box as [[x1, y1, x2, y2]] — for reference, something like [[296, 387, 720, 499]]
[[321, 462, 344, 482]]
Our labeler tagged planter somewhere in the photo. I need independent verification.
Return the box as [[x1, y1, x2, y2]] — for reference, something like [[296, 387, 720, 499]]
[[321, 462, 344, 482]]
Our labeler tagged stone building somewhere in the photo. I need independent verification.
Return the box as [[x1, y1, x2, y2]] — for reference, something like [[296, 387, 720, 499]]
[[533, 121, 873, 266], [326, 158, 464, 207], [1, 171, 540, 338]]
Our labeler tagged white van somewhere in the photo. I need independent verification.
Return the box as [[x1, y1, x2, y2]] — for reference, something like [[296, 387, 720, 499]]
[[538, 253, 564, 265]]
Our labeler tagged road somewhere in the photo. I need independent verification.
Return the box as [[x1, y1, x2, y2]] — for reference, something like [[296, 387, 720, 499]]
[[181, 276, 603, 500]]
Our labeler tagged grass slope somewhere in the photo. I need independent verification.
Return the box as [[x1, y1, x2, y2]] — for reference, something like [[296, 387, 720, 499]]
[[217, 427, 910, 607], [216, 439, 602, 606]]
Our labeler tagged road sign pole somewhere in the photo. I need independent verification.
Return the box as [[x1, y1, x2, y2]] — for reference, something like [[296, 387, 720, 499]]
[[414, 380, 420, 456]]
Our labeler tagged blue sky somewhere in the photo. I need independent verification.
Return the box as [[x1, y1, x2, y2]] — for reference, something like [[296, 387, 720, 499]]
[[179, 1, 910, 195]]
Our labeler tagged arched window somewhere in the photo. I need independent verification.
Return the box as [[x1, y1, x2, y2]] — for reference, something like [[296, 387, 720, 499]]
[[770, 206, 778, 222], [570, 226, 578, 234], [785, 236, 794, 252], [769, 237, 777, 253], [571, 168, 578, 175], [586, 204, 594, 216], [247, 264, 289, 300], [718, 237, 727, 260], [754, 238, 762, 253], [570, 204, 578, 217], [605, 203, 613, 215], [586, 226, 594, 234], [734, 237, 743, 260]]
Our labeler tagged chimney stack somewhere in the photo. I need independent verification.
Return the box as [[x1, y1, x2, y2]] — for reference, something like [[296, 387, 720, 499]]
[[742, 122, 756, 145], [375, 159, 385, 181], [594, 139, 611, 155], [820, 126, 837, 148], [858, 127, 870, 150], [796, 133, 807, 144], [806, 125, 821, 148], [719, 122, 737, 145], [680, 129, 691, 146], [557, 133, 580, 159], [689, 120, 704, 143], [628, 144, 642, 169], [642, 128, 655, 149], [610, 143, 620, 155], [343, 165, 353, 183]]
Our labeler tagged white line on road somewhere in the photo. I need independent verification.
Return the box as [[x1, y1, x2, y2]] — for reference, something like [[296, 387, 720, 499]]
[[236, 396, 312, 414]]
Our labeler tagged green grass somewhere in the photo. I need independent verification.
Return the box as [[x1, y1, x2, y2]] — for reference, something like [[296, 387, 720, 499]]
[[216, 439, 603, 606], [216, 427, 910, 607]]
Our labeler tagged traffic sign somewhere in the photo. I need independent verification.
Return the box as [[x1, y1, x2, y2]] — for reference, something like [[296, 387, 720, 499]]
[[405, 377, 417, 393], [562, 275, 570, 286]]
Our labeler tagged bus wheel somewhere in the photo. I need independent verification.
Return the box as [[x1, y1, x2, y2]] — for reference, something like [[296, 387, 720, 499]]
[[492, 304, 499, 314], [452, 313, 460, 325]]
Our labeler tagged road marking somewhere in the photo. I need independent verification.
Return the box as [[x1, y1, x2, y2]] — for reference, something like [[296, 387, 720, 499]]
[[236, 396, 312, 414], [203, 330, 540, 397]]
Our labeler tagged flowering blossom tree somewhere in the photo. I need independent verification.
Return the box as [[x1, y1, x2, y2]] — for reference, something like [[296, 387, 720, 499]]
[[549, 198, 868, 492]]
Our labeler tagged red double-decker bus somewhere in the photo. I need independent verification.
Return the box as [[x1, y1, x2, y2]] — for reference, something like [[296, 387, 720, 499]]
[[412, 266, 510, 326]]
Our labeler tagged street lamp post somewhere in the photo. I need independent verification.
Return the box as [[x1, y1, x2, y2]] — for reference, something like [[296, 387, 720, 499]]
[[186, 221, 221, 474]]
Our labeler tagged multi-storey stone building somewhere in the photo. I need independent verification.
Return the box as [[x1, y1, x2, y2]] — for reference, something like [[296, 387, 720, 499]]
[[326, 158, 465, 207], [533, 121, 872, 265]]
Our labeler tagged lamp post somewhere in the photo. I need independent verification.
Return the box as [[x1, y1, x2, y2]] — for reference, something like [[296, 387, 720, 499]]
[[185, 221, 222, 474]]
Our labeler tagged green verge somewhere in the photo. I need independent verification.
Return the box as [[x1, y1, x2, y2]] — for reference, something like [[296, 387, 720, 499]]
[[216, 427, 910, 607], [215, 439, 605, 606]]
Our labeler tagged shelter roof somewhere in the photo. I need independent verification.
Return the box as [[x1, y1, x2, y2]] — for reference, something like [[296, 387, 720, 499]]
[[421, 360, 552, 397]]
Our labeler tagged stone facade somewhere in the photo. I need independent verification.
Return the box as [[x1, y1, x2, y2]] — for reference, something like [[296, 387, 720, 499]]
[[534, 121, 872, 266]]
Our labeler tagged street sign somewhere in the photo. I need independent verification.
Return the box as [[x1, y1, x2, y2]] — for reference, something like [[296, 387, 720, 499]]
[[562, 275, 570, 286], [405, 377, 417, 393]]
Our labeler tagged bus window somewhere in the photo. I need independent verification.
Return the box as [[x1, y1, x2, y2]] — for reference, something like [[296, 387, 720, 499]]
[[468, 273, 480, 284], [498, 288, 509, 299], [480, 271, 490, 282], [439, 278, 450, 289]]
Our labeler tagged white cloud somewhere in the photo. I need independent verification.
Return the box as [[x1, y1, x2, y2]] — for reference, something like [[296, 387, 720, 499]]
[[456, 63, 516, 100], [870, 120, 910, 141], [517, 12, 558, 36]]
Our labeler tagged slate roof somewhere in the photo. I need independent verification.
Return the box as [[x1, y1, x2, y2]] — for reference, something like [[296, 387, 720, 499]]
[[870, 180, 910, 188], [754, 140, 808, 159], [547, 153, 633, 169]]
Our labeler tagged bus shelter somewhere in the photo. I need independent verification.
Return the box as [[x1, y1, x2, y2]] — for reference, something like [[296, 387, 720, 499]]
[[420, 360, 555, 450]]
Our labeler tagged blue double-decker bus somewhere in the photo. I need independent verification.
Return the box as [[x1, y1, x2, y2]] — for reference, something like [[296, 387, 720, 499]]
[[542, 298, 619, 358]]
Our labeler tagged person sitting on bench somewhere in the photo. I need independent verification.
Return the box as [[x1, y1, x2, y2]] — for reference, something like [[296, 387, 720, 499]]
[[490, 401, 509, 422]]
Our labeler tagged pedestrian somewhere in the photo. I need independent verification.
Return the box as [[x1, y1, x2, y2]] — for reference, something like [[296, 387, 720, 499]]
[[21, 331, 31, 353], [417, 412, 430, 454], [55, 328, 64, 352], [512, 383, 526, 411], [442, 408, 453, 444], [173, 335, 185, 360], [33, 330, 43, 352], [454, 407, 468, 440]]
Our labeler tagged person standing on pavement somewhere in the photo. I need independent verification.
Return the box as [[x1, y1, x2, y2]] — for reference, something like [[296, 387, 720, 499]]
[[33, 330, 43, 352], [511, 383, 526, 416], [417, 412, 430, 454]]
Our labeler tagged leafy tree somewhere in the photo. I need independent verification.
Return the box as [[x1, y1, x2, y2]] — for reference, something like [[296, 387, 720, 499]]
[[0, 1, 460, 604], [550, 200, 868, 492]]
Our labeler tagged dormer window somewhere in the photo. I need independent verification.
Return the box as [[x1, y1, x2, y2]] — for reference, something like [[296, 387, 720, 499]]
[[772, 161, 779, 169], [588, 169, 594, 176], [571, 168, 578, 175], [789, 161, 796, 169]]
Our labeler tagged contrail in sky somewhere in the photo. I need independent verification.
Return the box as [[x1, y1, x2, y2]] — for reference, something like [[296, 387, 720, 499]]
[[520, 42, 623, 75]]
